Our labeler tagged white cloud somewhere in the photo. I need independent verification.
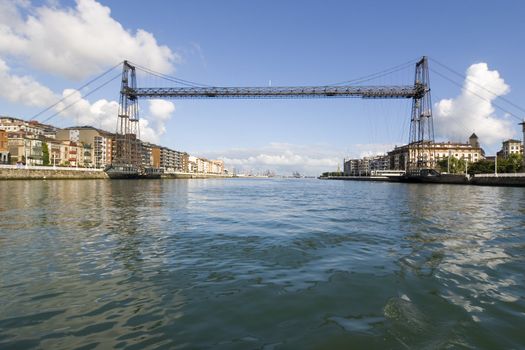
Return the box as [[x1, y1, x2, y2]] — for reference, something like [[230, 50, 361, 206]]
[[199, 143, 345, 176], [138, 118, 159, 144], [55, 88, 119, 131], [149, 100, 175, 121], [147, 99, 175, 135], [0, 0, 178, 80], [0, 0, 177, 143], [0, 58, 58, 107], [351, 143, 397, 159], [55, 89, 162, 143], [434, 62, 515, 146], [0, 59, 173, 143]]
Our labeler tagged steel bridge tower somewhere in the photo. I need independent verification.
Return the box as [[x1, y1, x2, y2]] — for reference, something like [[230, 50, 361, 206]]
[[408, 57, 435, 171], [114, 61, 141, 168]]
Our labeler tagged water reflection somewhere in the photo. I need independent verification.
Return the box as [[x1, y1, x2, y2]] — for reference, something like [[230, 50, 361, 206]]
[[399, 184, 524, 328], [0, 180, 524, 349]]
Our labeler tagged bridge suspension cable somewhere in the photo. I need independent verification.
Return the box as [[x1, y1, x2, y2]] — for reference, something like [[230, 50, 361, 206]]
[[113, 57, 434, 171], [126, 58, 422, 99], [428, 57, 524, 121], [31, 61, 124, 122]]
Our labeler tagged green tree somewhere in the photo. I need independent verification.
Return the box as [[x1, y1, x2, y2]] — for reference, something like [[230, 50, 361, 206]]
[[42, 142, 50, 166], [497, 154, 523, 173], [468, 159, 495, 175], [437, 156, 466, 174]]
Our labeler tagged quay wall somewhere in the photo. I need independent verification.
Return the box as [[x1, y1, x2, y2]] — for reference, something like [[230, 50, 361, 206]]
[[0, 168, 234, 180], [471, 175, 525, 187], [0, 167, 108, 180], [321, 173, 525, 187]]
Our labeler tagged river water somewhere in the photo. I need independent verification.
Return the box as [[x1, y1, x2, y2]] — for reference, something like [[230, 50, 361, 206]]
[[0, 179, 524, 349]]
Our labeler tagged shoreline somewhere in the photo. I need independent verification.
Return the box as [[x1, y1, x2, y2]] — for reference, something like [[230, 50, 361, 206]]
[[320, 174, 525, 187], [0, 167, 234, 180]]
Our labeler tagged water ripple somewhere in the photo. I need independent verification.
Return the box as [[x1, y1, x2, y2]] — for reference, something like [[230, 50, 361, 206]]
[[1, 179, 524, 349]]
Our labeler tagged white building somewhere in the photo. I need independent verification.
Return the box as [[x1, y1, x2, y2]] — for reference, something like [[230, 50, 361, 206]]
[[498, 139, 523, 158]]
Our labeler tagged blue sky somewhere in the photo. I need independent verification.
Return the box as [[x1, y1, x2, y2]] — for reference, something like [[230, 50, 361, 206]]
[[1, 0, 524, 174]]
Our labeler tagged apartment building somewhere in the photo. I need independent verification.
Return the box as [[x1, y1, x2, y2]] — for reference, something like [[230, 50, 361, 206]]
[[151, 146, 161, 168], [388, 134, 485, 170], [0, 129, 9, 164], [48, 140, 84, 167], [0, 116, 56, 138], [343, 159, 359, 176], [208, 160, 224, 174], [498, 139, 523, 158], [343, 155, 389, 176], [159, 147, 188, 172], [56, 127, 113, 168], [7, 133, 43, 165]]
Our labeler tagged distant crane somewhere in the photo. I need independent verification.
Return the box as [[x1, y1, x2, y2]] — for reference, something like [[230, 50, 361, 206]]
[[114, 57, 434, 170]]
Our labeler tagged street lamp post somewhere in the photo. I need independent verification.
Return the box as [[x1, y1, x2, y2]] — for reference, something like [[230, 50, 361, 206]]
[[495, 154, 498, 176]]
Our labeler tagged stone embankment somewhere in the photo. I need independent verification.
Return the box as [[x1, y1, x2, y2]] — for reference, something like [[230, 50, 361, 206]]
[[0, 165, 234, 180], [470, 173, 525, 186], [0, 165, 107, 180]]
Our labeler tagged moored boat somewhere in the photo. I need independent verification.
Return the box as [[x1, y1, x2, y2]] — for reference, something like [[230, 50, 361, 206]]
[[397, 168, 469, 184], [104, 165, 140, 179], [140, 167, 163, 179]]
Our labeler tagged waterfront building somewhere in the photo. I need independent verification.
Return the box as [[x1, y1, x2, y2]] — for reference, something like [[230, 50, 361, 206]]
[[65, 141, 84, 167], [497, 139, 523, 158], [209, 160, 225, 174], [160, 147, 175, 172], [0, 116, 57, 138], [188, 155, 198, 173], [181, 153, 190, 173], [56, 127, 114, 168], [185, 156, 223, 174], [158, 147, 188, 172], [7, 133, 43, 165], [174, 151, 188, 172], [343, 159, 359, 176], [196, 157, 208, 173], [0, 117, 225, 173], [343, 155, 388, 176], [45, 139, 85, 167], [46, 141, 61, 166], [195, 157, 224, 174], [358, 158, 370, 175], [369, 155, 389, 172], [151, 146, 161, 168], [141, 142, 154, 168], [0, 129, 8, 164], [388, 135, 485, 171]]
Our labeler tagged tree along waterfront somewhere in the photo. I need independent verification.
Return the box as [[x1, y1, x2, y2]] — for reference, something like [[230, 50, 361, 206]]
[[435, 154, 523, 175]]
